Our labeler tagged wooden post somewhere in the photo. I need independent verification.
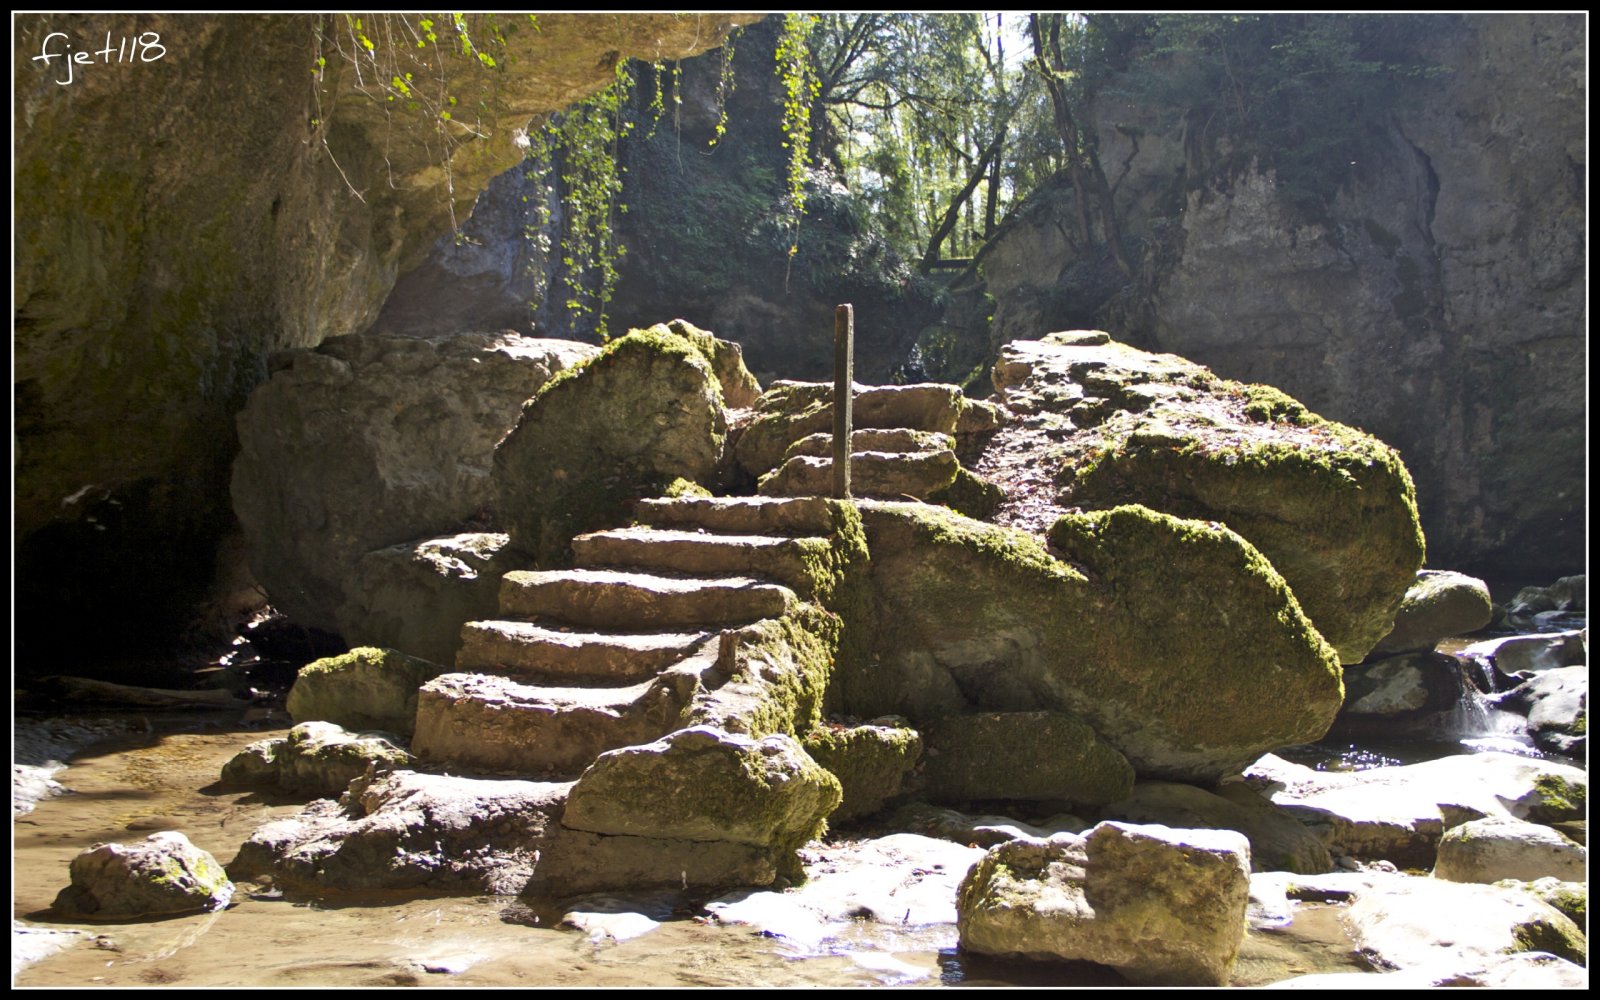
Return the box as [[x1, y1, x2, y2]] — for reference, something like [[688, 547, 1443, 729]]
[[832, 303, 854, 499]]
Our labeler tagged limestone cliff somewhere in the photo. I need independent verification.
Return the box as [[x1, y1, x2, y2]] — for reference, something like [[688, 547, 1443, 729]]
[[978, 13, 1584, 585], [13, 13, 757, 657]]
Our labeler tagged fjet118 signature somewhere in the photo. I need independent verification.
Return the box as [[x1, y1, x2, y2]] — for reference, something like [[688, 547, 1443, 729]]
[[33, 31, 166, 86]]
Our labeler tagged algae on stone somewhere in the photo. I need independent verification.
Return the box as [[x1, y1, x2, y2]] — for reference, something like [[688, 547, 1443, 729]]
[[922, 710, 1134, 807], [803, 722, 924, 821]]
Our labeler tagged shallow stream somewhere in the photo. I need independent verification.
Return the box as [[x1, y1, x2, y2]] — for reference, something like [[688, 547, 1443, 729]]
[[13, 714, 1379, 988]]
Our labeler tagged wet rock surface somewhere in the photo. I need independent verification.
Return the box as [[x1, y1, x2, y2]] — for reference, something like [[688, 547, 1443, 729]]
[[286, 647, 448, 737], [1433, 816, 1587, 884], [220, 721, 413, 799]]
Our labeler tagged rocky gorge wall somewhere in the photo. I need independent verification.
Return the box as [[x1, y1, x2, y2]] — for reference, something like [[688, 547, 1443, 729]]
[[12, 13, 758, 660], [979, 14, 1585, 586]]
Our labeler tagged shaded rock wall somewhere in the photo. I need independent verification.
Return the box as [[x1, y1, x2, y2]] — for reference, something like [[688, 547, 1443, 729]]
[[978, 14, 1584, 585], [13, 13, 758, 657]]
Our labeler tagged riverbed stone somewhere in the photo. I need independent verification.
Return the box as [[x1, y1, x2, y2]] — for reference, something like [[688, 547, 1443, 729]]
[[1496, 877, 1587, 925], [53, 831, 233, 919], [229, 770, 569, 895], [1101, 780, 1332, 874], [220, 721, 413, 798], [1433, 816, 1587, 884], [801, 722, 923, 822], [1367, 570, 1494, 657], [286, 646, 447, 737], [922, 711, 1134, 807], [982, 335, 1424, 663], [231, 332, 595, 629], [1496, 666, 1587, 757], [1243, 751, 1588, 868], [957, 822, 1252, 986], [336, 532, 522, 667], [493, 325, 738, 565], [851, 501, 1343, 782], [1508, 575, 1587, 616], [889, 802, 1090, 847], [1344, 877, 1586, 970]]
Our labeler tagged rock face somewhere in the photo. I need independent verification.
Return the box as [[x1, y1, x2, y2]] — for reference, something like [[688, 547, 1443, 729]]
[[801, 723, 923, 822], [1333, 651, 1475, 738], [336, 532, 521, 667], [1368, 570, 1494, 657], [231, 332, 595, 629], [956, 823, 1252, 986], [14, 12, 759, 659], [852, 502, 1343, 782], [922, 711, 1134, 807], [977, 15, 1583, 585], [221, 721, 413, 798], [980, 334, 1424, 663], [1496, 667, 1588, 758], [53, 831, 233, 919], [1101, 781, 1332, 875], [286, 647, 447, 737], [493, 323, 748, 565]]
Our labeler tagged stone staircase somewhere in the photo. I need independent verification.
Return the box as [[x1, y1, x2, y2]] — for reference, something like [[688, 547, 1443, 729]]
[[410, 496, 841, 780], [742, 382, 993, 502]]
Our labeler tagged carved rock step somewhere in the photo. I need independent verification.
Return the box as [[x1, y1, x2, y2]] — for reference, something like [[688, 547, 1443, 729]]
[[634, 495, 837, 537], [499, 568, 797, 629], [759, 450, 960, 500], [572, 527, 831, 597], [412, 665, 705, 777], [783, 428, 955, 462], [758, 381, 964, 434], [457, 619, 710, 685]]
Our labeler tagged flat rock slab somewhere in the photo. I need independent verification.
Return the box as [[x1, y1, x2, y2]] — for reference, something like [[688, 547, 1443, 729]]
[[1244, 751, 1588, 867], [957, 822, 1252, 986], [1102, 780, 1332, 874], [413, 669, 701, 777], [54, 831, 233, 920], [221, 720, 413, 798], [634, 495, 840, 537], [1345, 877, 1586, 970], [784, 428, 955, 460], [571, 527, 832, 596], [457, 619, 710, 684], [230, 770, 571, 895], [499, 568, 797, 629]]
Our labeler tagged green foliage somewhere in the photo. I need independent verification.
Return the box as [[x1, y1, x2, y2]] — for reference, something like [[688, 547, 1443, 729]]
[[776, 13, 822, 260]]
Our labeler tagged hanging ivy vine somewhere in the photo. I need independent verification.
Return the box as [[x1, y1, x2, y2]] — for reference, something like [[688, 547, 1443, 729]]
[[775, 13, 821, 262]]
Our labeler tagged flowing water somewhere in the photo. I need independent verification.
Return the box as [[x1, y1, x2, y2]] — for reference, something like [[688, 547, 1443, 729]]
[[12, 714, 1375, 988]]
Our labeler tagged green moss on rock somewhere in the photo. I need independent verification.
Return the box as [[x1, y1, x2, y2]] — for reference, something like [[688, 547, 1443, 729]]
[[493, 326, 729, 564], [924, 710, 1135, 807], [853, 501, 1343, 782], [803, 722, 923, 821], [285, 646, 447, 736]]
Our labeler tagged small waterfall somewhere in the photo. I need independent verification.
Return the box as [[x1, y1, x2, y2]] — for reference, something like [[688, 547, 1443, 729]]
[[1448, 686, 1537, 755]]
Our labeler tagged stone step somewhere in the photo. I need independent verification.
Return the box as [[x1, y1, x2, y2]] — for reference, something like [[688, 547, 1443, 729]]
[[572, 527, 831, 597], [757, 381, 963, 434], [499, 568, 797, 629], [783, 428, 956, 462], [758, 450, 960, 500], [457, 619, 710, 685], [634, 495, 838, 536], [412, 660, 708, 778]]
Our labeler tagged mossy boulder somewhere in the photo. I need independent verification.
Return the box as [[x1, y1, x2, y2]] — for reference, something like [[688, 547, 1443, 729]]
[[986, 335, 1425, 663], [1368, 570, 1495, 658], [923, 711, 1134, 807], [803, 721, 924, 821], [286, 647, 447, 737], [53, 831, 233, 920], [220, 721, 413, 798], [493, 324, 746, 565], [561, 726, 842, 854], [1101, 781, 1333, 874], [850, 501, 1342, 782]]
